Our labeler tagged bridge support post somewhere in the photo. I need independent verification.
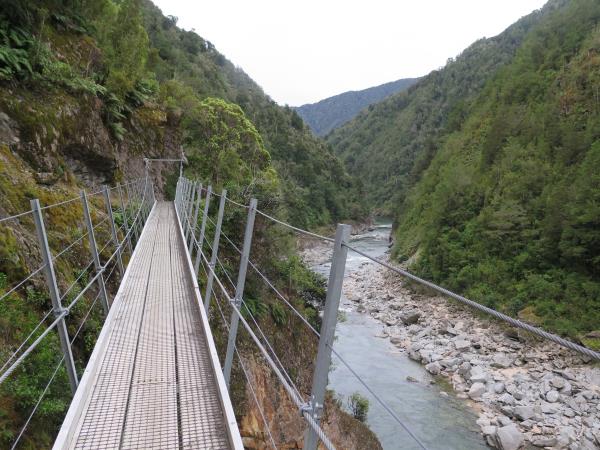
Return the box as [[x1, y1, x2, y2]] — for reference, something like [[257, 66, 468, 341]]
[[183, 178, 192, 227], [185, 181, 198, 244], [193, 185, 212, 276], [188, 183, 203, 252], [117, 184, 133, 255], [81, 190, 110, 315], [204, 189, 227, 312], [125, 183, 139, 245], [31, 199, 79, 394], [304, 223, 351, 450], [103, 186, 124, 278], [223, 198, 257, 388]]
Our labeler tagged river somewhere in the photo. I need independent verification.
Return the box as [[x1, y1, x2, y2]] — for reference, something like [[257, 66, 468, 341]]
[[309, 221, 488, 450]]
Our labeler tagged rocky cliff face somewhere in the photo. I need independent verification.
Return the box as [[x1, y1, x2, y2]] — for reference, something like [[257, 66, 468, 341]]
[[239, 357, 382, 450]]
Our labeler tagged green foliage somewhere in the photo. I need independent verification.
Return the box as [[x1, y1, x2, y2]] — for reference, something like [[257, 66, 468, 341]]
[[241, 297, 268, 320], [0, 20, 33, 80], [389, 0, 600, 338], [348, 392, 369, 422], [270, 302, 287, 326], [327, 5, 546, 213]]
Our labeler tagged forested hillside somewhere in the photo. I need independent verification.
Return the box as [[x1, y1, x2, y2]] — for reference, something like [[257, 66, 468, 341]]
[[331, 0, 600, 342], [327, 5, 549, 212], [0, 1, 373, 447], [295, 77, 418, 136]]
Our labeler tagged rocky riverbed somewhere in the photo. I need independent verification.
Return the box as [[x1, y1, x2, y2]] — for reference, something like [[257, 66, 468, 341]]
[[302, 245, 600, 450]]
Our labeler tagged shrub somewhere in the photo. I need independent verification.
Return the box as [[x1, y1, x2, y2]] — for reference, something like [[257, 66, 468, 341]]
[[348, 392, 369, 422]]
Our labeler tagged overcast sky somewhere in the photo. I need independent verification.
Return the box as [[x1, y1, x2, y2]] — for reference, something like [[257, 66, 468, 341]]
[[152, 0, 548, 106]]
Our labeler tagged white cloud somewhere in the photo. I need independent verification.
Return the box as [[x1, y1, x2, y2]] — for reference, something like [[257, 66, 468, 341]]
[[151, 0, 548, 106]]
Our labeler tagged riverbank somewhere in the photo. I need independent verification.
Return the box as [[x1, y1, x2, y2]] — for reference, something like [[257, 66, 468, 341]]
[[302, 244, 600, 450]]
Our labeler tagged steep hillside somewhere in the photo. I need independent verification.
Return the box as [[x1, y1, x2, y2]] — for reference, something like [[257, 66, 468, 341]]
[[327, 4, 552, 212], [0, 1, 374, 448], [141, 1, 366, 227], [394, 0, 600, 340], [295, 77, 418, 136]]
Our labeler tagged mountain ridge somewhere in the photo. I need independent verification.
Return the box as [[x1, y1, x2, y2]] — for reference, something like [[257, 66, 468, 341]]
[[295, 77, 418, 136]]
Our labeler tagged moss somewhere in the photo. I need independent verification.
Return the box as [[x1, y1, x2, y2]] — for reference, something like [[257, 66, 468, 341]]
[[580, 334, 600, 351]]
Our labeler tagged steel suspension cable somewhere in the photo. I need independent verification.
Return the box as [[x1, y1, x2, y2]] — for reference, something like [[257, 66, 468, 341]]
[[255, 208, 335, 243], [0, 308, 53, 374], [10, 354, 65, 450], [196, 248, 336, 450], [0, 265, 46, 304], [344, 244, 600, 361], [207, 210, 432, 448], [197, 237, 304, 400], [209, 222, 321, 337], [0, 209, 33, 224], [10, 288, 104, 450], [209, 283, 278, 450]]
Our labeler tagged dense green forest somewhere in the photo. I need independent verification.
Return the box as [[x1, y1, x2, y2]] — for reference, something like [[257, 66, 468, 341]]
[[295, 77, 418, 136], [0, 0, 373, 447], [330, 0, 600, 343]]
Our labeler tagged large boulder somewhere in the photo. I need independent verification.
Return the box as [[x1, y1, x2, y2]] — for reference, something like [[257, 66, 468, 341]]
[[468, 382, 486, 400], [494, 424, 524, 450], [400, 311, 421, 325]]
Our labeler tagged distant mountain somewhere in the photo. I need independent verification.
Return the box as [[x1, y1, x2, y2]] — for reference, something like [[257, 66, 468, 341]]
[[295, 78, 419, 136]]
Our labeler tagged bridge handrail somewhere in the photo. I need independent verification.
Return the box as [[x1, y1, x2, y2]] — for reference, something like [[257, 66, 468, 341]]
[[0, 175, 154, 448]]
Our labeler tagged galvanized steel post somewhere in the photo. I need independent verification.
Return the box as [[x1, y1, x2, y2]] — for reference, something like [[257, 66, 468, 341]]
[[193, 185, 212, 276], [81, 190, 110, 315], [103, 186, 124, 277], [188, 183, 203, 252], [223, 198, 257, 388], [31, 199, 79, 394], [203, 189, 227, 312], [125, 182, 139, 244], [185, 181, 197, 244], [304, 223, 351, 450], [117, 184, 133, 254]]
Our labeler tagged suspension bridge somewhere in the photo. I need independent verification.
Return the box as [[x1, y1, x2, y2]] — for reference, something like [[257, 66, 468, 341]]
[[0, 161, 598, 450]]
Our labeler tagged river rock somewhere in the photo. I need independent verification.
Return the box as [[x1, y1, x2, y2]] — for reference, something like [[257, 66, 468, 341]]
[[498, 393, 515, 405], [493, 382, 505, 394], [469, 366, 489, 383], [454, 339, 471, 352], [513, 405, 535, 421], [492, 353, 514, 369], [546, 390, 560, 403], [531, 436, 557, 447], [400, 311, 421, 325], [494, 424, 524, 450], [425, 362, 441, 375], [469, 382, 486, 400]]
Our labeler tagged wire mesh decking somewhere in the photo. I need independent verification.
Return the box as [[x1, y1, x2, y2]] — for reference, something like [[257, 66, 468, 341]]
[[54, 203, 241, 449]]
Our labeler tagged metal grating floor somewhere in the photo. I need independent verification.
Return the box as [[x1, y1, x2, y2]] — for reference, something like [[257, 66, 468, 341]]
[[69, 203, 231, 449]]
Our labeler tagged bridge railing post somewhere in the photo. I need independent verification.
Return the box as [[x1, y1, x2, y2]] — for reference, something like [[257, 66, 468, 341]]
[[81, 190, 110, 315], [204, 189, 226, 312], [188, 183, 203, 252], [185, 181, 198, 244], [117, 183, 133, 255], [31, 199, 79, 394], [183, 178, 192, 230], [103, 185, 124, 277], [125, 182, 139, 245], [193, 185, 212, 276], [130, 180, 141, 243], [223, 198, 257, 388], [304, 223, 351, 450]]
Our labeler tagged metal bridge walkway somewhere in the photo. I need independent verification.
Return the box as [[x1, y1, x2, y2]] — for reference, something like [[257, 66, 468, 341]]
[[54, 202, 241, 449]]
